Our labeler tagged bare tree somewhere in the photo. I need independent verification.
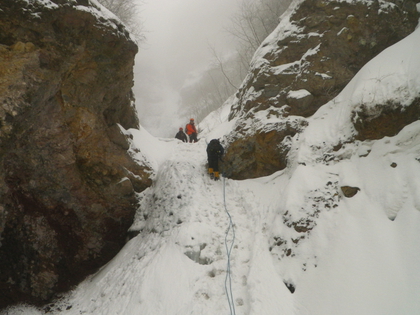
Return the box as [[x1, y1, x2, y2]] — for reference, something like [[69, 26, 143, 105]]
[[96, 0, 145, 42], [226, 0, 292, 70], [180, 58, 240, 122], [227, 0, 291, 45], [208, 44, 239, 91], [179, 0, 292, 123]]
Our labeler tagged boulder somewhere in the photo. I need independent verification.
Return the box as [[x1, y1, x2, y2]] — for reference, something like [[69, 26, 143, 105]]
[[353, 98, 420, 141], [0, 0, 152, 308], [341, 186, 360, 198], [224, 0, 419, 179]]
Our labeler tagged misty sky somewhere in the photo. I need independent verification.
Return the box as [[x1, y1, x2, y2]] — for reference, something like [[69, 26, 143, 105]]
[[132, 0, 240, 137]]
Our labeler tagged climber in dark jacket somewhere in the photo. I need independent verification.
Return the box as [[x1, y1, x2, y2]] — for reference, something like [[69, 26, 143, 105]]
[[206, 139, 224, 180], [175, 127, 188, 142]]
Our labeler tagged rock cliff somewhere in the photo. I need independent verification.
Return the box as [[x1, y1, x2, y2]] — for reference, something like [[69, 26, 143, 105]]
[[0, 0, 152, 308], [223, 0, 419, 179]]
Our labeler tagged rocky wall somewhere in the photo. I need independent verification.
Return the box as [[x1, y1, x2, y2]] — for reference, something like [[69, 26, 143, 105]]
[[0, 0, 152, 308], [223, 0, 419, 179]]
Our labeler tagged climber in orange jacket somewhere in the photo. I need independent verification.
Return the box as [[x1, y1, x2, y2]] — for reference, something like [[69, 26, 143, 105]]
[[185, 118, 198, 143]]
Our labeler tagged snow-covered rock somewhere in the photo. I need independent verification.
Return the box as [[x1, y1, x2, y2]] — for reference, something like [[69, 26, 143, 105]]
[[223, 0, 419, 180], [0, 0, 152, 307]]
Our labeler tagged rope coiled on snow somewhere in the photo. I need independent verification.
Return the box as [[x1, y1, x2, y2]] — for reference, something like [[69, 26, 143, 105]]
[[223, 176, 236, 315]]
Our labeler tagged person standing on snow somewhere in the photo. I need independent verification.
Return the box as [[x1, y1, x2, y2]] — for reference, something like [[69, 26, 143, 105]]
[[175, 127, 188, 142], [185, 118, 198, 143], [206, 139, 224, 180]]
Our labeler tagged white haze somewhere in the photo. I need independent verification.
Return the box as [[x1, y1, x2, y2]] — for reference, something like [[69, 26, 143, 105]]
[[133, 0, 240, 138]]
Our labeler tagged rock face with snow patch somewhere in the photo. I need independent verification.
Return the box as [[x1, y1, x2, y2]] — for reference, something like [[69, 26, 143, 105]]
[[223, 0, 419, 179], [0, 0, 152, 308]]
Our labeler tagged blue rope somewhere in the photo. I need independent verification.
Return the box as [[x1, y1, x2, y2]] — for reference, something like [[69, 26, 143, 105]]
[[223, 176, 236, 315]]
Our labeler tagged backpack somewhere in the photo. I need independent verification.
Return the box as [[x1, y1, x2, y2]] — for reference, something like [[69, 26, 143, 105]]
[[207, 139, 223, 156]]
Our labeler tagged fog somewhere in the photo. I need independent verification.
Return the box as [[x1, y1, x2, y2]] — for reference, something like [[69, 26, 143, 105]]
[[132, 0, 240, 137]]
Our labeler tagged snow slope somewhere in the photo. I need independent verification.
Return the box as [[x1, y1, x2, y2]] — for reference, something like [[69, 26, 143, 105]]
[[5, 121, 420, 314]]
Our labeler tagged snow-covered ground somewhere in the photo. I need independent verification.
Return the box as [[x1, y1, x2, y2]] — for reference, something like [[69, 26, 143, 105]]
[[5, 120, 420, 314]]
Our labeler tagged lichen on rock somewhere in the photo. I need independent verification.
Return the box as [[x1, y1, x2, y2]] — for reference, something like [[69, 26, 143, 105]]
[[223, 0, 419, 180], [0, 0, 152, 308]]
